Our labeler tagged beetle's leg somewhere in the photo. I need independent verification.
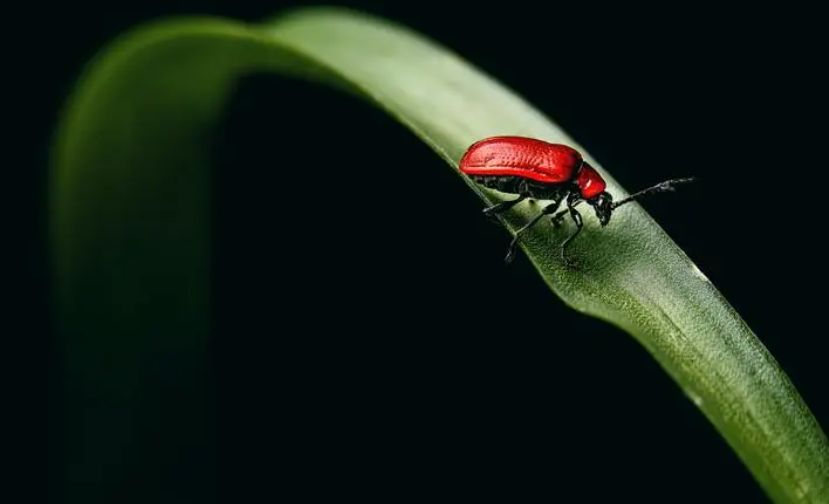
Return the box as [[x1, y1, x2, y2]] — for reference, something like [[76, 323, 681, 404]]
[[560, 199, 584, 268], [504, 200, 562, 263], [483, 194, 528, 217], [551, 200, 583, 228]]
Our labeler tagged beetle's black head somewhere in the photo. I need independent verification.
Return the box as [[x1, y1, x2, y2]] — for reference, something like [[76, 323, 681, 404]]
[[588, 192, 613, 226]]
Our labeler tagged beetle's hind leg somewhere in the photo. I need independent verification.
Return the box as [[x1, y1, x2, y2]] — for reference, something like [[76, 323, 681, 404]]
[[482, 178, 533, 221], [482, 194, 528, 218], [504, 199, 562, 263], [559, 196, 585, 269]]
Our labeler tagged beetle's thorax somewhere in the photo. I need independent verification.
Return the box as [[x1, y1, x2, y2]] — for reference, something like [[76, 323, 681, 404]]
[[575, 161, 607, 200]]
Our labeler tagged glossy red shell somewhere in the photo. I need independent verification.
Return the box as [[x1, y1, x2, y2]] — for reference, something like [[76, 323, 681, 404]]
[[459, 136, 583, 184], [575, 162, 607, 199]]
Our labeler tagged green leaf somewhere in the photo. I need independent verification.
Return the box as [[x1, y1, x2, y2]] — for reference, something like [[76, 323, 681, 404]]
[[51, 6, 829, 503]]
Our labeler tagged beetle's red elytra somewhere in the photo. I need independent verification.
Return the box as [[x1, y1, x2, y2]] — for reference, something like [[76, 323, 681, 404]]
[[459, 135, 693, 267], [459, 136, 582, 184]]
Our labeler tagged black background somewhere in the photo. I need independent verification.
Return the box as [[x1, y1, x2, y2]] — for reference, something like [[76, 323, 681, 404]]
[[12, 1, 828, 503]]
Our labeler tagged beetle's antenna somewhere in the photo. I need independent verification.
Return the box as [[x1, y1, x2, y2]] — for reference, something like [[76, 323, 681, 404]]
[[610, 177, 696, 210]]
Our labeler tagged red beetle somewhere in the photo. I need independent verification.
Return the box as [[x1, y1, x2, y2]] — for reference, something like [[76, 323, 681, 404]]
[[459, 136, 693, 266]]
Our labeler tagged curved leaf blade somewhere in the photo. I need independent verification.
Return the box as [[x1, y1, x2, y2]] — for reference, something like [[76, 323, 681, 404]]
[[51, 7, 829, 503]]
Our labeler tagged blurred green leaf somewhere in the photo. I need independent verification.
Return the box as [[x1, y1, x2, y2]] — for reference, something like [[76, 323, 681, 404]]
[[51, 7, 829, 503]]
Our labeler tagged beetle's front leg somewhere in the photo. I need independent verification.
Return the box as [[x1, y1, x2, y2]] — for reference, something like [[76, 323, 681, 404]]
[[551, 199, 583, 228]]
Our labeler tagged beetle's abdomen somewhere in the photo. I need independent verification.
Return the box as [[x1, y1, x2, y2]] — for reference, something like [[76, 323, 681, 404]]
[[459, 136, 583, 184]]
